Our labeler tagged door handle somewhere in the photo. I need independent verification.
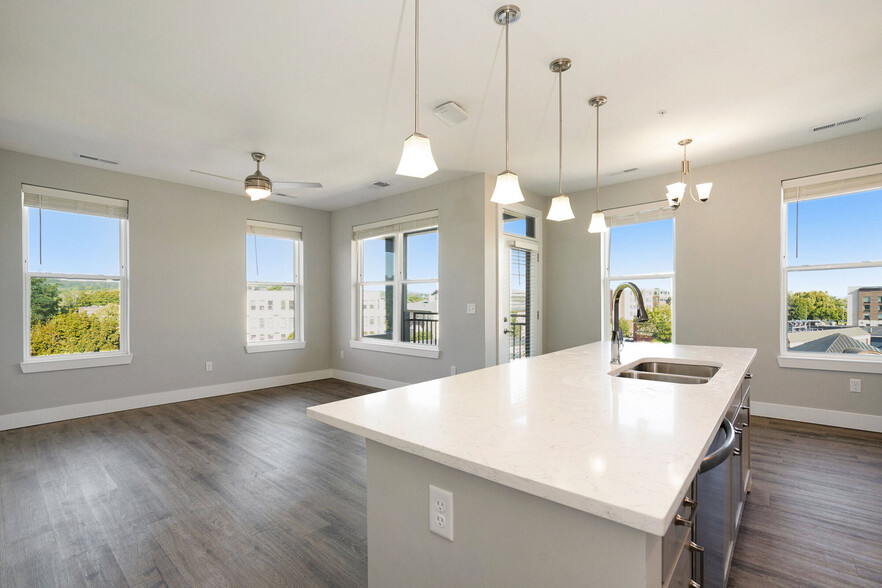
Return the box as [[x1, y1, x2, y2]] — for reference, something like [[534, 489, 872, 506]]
[[503, 329, 510, 334]]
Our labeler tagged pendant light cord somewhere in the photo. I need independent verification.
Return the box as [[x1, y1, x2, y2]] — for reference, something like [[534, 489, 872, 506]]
[[595, 103, 600, 209], [414, 0, 420, 134], [558, 69, 563, 196], [505, 15, 510, 171]]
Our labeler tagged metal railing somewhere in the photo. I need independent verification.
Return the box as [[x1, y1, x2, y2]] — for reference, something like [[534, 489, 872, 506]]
[[509, 310, 529, 360], [403, 311, 438, 346]]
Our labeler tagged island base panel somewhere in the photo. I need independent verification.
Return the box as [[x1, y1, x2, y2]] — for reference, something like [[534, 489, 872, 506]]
[[366, 440, 662, 588]]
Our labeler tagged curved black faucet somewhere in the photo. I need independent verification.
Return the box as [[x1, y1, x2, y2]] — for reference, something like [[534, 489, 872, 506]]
[[611, 282, 649, 364]]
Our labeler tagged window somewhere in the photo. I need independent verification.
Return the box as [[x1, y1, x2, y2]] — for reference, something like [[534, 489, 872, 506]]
[[603, 203, 675, 344], [780, 163, 882, 372], [21, 185, 131, 372], [246, 220, 304, 352], [352, 211, 439, 358]]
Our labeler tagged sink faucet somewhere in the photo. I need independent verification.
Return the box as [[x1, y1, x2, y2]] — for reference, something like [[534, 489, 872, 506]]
[[611, 282, 649, 364]]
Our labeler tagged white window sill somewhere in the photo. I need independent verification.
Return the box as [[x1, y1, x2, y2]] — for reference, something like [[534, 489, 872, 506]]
[[778, 354, 882, 374], [245, 341, 306, 353], [350, 339, 440, 359], [21, 352, 133, 374]]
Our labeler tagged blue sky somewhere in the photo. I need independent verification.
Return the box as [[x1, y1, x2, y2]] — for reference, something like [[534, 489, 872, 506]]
[[246, 235, 294, 283], [28, 209, 119, 275], [610, 218, 674, 278], [786, 188, 882, 298], [362, 230, 438, 283]]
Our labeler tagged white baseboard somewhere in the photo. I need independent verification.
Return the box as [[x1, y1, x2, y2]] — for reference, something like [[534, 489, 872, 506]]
[[752, 401, 882, 433], [0, 369, 333, 432], [332, 369, 409, 390]]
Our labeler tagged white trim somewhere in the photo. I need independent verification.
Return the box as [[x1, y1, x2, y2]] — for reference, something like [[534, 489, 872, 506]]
[[753, 401, 882, 433], [777, 354, 882, 374], [21, 352, 133, 373], [0, 369, 334, 431], [352, 209, 438, 233], [331, 369, 409, 390], [349, 339, 440, 358], [245, 341, 306, 353]]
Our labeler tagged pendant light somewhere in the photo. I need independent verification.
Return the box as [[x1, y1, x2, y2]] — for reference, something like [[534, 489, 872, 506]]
[[396, 0, 438, 178], [490, 5, 524, 205], [665, 138, 712, 208], [546, 58, 575, 222], [587, 96, 608, 233]]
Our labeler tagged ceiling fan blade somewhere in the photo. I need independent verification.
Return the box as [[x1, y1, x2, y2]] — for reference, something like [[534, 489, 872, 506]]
[[190, 169, 241, 183], [274, 181, 323, 189]]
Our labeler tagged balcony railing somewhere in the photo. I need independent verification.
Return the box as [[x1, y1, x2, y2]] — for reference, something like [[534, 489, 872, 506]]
[[403, 311, 439, 346], [508, 310, 529, 360]]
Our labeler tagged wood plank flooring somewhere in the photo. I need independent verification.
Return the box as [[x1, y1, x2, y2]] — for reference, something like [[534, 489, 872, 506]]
[[0, 379, 376, 588], [728, 417, 882, 587], [1, 381, 880, 587]]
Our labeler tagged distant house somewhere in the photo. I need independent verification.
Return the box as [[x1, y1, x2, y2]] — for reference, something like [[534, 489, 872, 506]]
[[846, 286, 882, 327], [787, 326, 872, 348]]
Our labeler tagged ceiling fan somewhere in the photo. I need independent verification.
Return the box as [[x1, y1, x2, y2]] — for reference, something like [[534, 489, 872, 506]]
[[190, 152, 322, 201]]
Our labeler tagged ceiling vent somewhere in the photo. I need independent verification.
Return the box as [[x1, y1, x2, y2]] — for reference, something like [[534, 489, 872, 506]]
[[433, 101, 469, 126], [371, 181, 391, 188], [79, 154, 119, 165], [610, 167, 639, 176], [812, 116, 864, 132]]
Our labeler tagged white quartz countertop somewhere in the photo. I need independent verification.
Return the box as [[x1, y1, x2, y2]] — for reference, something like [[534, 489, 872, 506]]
[[307, 342, 756, 536]]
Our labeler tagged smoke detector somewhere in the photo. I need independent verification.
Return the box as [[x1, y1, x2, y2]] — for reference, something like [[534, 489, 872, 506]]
[[433, 101, 469, 126]]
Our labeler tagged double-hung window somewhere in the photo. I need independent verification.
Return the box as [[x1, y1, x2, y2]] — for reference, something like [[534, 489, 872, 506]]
[[21, 185, 131, 373], [352, 211, 439, 358], [780, 163, 882, 372], [602, 203, 675, 344], [246, 220, 303, 352]]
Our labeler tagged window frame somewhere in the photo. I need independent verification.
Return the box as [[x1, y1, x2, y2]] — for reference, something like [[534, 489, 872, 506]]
[[244, 219, 305, 354], [778, 162, 882, 374], [350, 211, 440, 359], [600, 201, 676, 344], [20, 185, 132, 373]]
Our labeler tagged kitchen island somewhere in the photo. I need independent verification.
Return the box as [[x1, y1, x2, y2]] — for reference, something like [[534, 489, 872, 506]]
[[308, 342, 756, 587]]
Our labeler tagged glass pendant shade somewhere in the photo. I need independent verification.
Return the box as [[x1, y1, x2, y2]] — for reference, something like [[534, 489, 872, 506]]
[[666, 182, 686, 200], [696, 182, 713, 202], [491, 171, 524, 204], [245, 173, 272, 201], [547, 195, 575, 221], [587, 209, 607, 233], [247, 188, 271, 201], [396, 133, 438, 178], [665, 192, 679, 207]]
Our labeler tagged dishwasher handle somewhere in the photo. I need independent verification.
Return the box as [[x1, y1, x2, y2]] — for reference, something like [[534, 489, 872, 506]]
[[699, 418, 736, 473]]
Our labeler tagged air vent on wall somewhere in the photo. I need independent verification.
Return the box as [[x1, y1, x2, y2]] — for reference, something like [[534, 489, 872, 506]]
[[79, 154, 119, 165], [812, 116, 864, 132]]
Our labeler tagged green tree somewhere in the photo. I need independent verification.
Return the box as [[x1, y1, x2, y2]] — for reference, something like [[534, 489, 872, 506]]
[[636, 304, 672, 343], [30, 305, 120, 356], [30, 277, 61, 325], [788, 291, 846, 323], [617, 318, 632, 338]]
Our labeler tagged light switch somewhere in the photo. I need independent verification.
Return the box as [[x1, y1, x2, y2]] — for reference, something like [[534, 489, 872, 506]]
[[466, 303, 476, 314]]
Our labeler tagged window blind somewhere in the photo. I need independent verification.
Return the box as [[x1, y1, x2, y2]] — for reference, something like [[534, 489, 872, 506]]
[[247, 219, 302, 240], [782, 163, 882, 203], [606, 200, 674, 228], [22, 184, 128, 219], [352, 210, 438, 241]]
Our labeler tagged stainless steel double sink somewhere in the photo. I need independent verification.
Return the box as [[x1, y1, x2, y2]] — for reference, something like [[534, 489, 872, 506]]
[[614, 361, 720, 385]]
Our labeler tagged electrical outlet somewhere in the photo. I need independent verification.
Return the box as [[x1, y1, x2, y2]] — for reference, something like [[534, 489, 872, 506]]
[[429, 485, 454, 541], [466, 303, 476, 315], [849, 378, 861, 393], [450, 365, 457, 376], [205, 361, 213, 372]]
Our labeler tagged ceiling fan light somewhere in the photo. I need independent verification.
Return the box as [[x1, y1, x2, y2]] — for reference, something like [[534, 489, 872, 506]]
[[547, 194, 575, 221], [697, 182, 713, 202], [396, 133, 438, 178], [588, 209, 607, 233], [490, 170, 524, 205]]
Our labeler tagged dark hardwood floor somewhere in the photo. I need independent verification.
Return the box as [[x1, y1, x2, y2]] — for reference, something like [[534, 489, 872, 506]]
[[1, 381, 880, 587], [728, 417, 882, 588]]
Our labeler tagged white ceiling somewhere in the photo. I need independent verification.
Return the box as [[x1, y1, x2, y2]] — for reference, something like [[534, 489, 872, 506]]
[[2, 1, 881, 211]]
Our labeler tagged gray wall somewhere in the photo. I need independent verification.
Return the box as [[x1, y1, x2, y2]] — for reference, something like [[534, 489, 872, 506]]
[[328, 173, 548, 384], [544, 128, 882, 417], [0, 148, 332, 416]]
